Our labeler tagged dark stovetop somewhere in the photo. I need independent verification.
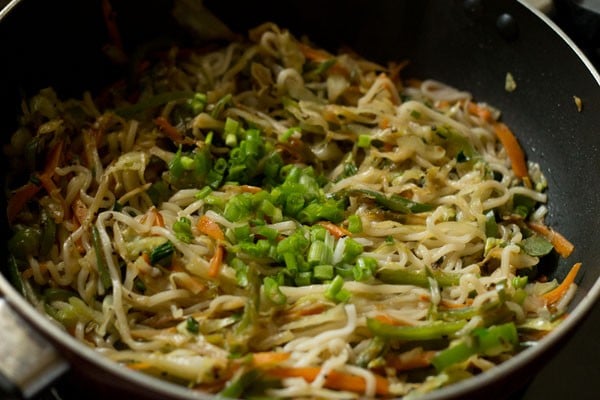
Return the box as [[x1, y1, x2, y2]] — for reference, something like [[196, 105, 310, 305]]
[[30, 3, 600, 400]]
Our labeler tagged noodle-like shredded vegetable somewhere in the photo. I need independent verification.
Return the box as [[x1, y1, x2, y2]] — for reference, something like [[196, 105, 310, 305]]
[[5, 21, 581, 398]]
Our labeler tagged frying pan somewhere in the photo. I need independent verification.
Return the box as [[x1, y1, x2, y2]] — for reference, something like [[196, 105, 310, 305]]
[[0, 0, 598, 399]]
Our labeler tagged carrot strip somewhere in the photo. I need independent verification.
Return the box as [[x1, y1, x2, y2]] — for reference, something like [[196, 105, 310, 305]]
[[386, 349, 436, 372], [9, 140, 68, 223], [251, 352, 291, 367], [208, 244, 224, 278], [266, 367, 389, 396], [197, 215, 225, 241], [72, 197, 89, 225], [297, 43, 348, 76], [467, 102, 494, 123], [151, 207, 165, 227], [154, 116, 191, 144], [101, 0, 123, 51], [6, 182, 41, 224], [542, 262, 581, 305], [528, 221, 574, 258], [239, 185, 262, 194], [126, 362, 153, 371], [493, 122, 529, 179], [465, 103, 529, 180], [318, 221, 352, 238], [439, 298, 474, 309], [373, 314, 404, 326], [297, 42, 333, 62]]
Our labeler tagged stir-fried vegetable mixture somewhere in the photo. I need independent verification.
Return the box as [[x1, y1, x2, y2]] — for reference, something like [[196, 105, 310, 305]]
[[5, 19, 581, 399]]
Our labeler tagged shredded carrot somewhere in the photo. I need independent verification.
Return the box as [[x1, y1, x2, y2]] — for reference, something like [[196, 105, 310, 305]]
[[373, 314, 405, 326], [406, 78, 422, 88], [239, 185, 262, 194], [295, 303, 328, 317], [154, 116, 192, 145], [386, 349, 436, 372], [439, 298, 474, 309], [208, 244, 224, 278], [101, 0, 123, 50], [151, 207, 165, 227], [266, 367, 389, 396], [126, 362, 153, 371], [436, 100, 452, 110], [467, 102, 494, 123], [297, 42, 332, 62], [379, 117, 390, 129], [542, 262, 581, 305], [8, 140, 69, 224], [493, 122, 529, 180], [197, 215, 225, 241], [318, 221, 351, 238], [251, 352, 291, 367], [6, 183, 41, 225], [72, 197, 89, 225], [465, 103, 529, 180], [297, 43, 348, 76], [528, 221, 574, 258]]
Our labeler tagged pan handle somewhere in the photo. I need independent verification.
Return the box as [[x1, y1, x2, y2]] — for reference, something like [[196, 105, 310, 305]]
[[0, 298, 69, 399]]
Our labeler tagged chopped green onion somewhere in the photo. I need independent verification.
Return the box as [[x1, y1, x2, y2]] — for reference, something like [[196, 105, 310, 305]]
[[195, 186, 213, 200], [313, 264, 334, 281], [357, 134, 371, 148], [324, 274, 351, 303], [347, 214, 362, 234], [256, 225, 278, 241], [224, 117, 240, 147], [307, 240, 329, 266], [186, 317, 200, 334], [341, 237, 364, 265], [353, 256, 377, 281], [263, 276, 287, 305], [520, 235, 553, 257], [188, 92, 207, 114], [211, 93, 232, 119], [295, 271, 313, 286], [173, 217, 194, 243], [279, 126, 300, 142]]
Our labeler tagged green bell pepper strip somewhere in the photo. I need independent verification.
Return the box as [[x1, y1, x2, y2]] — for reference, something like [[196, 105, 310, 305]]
[[114, 90, 194, 118], [367, 318, 467, 341], [92, 226, 112, 290], [352, 189, 434, 214], [7, 255, 25, 296], [218, 369, 261, 398], [377, 267, 461, 288], [431, 322, 519, 371]]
